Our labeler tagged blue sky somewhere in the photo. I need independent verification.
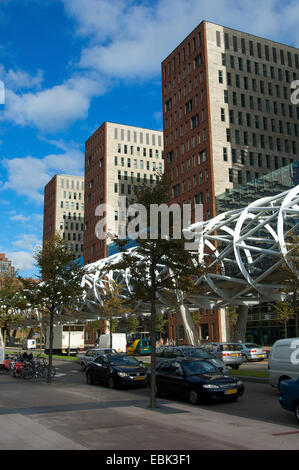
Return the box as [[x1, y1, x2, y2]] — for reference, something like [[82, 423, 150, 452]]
[[0, 0, 299, 278]]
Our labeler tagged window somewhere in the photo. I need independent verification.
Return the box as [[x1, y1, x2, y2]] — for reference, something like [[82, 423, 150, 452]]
[[218, 70, 223, 83]]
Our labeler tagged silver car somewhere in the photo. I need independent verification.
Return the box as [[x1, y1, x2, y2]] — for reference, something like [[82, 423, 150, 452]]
[[202, 342, 243, 369], [238, 343, 267, 361], [78, 348, 117, 371]]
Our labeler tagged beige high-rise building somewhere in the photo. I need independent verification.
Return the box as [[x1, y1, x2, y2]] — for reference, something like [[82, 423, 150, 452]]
[[162, 20, 298, 220], [84, 122, 164, 264], [43, 174, 85, 260], [162, 20, 299, 343]]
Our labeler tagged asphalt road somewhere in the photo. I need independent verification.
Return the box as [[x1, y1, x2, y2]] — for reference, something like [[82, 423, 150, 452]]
[[0, 358, 298, 450], [52, 359, 294, 427]]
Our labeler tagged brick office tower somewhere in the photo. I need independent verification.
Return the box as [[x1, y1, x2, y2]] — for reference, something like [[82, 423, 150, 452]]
[[0, 254, 14, 278], [84, 122, 164, 265], [43, 174, 85, 261], [162, 20, 299, 343]]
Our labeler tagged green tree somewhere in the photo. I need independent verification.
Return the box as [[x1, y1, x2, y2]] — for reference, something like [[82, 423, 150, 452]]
[[126, 315, 139, 334], [0, 273, 26, 345], [274, 301, 295, 338], [108, 173, 205, 408], [32, 233, 86, 383]]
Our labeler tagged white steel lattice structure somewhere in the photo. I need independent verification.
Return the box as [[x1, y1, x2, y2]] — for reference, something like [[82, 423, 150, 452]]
[[81, 186, 299, 343]]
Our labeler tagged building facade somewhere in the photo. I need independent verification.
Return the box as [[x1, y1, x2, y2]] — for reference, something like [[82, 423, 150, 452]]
[[43, 174, 85, 260], [84, 122, 164, 265], [0, 254, 14, 278], [162, 20, 299, 342]]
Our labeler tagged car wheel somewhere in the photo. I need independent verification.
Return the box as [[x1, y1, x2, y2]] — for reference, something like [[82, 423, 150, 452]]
[[231, 365, 239, 370], [86, 372, 94, 385], [294, 403, 299, 422], [81, 362, 86, 372], [108, 376, 116, 389], [242, 354, 248, 362], [189, 389, 200, 405]]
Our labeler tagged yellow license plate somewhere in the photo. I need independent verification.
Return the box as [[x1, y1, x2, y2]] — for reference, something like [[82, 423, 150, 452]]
[[134, 376, 145, 381], [258, 355, 263, 357], [225, 388, 238, 395], [230, 354, 237, 357]]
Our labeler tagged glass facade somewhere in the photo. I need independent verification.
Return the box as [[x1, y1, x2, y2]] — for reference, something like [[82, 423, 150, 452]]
[[216, 161, 299, 214], [215, 162, 298, 345]]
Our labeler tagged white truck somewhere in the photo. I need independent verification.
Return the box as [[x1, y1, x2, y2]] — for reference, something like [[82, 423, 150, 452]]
[[97, 333, 127, 352], [45, 324, 85, 355]]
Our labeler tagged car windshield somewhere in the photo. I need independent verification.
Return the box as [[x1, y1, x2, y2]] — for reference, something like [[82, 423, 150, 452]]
[[245, 343, 261, 349], [220, 344, 242, 351], [108, 355, 140, 366], [181, 348, 212, 359], [183, 360, 218, 376]]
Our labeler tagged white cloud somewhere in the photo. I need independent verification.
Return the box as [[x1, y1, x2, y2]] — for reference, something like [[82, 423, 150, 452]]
[[63, 0, 299, 81], [12, 234, 41, 252], [2, 75, 106, 132], [10, 213, 31, 223], [0, 65, 44, 91], [6, 251, 36, 272], [1, 141, 84, 203]]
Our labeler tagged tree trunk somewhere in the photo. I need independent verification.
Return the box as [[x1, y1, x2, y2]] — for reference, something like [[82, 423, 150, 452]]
[[293, 288, 298, 337], [110, 317, 113, 349], [232, 305, 249, 343], [284, 322, 288, 339], [175, 310, 179, 345], [149, 265, 157, 409], [47, 311, 54, 384]]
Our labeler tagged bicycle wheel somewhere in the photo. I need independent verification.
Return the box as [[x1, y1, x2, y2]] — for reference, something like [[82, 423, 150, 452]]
[[42, 365, 56, 378], [21, 367, 35, 380]]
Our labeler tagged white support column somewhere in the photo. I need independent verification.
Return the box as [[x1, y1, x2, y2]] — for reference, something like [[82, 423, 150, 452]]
[[219, 307, 230, 342], [179, 303, 201, 346]]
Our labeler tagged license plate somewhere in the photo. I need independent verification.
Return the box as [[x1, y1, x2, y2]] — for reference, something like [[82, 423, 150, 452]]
[[258, 355, 263, 357], [134, 376, 145, 381], [230, 354, 237, 357], [225, 388, 238, 395]]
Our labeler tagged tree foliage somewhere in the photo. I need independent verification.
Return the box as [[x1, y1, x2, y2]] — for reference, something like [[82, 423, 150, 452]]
[[29, 233, 86, 382], [107, 172, 206, 407]]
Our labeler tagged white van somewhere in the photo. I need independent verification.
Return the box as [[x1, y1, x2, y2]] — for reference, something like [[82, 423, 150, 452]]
[[97, 333, 126, 353], [268, 338, 299, 388]]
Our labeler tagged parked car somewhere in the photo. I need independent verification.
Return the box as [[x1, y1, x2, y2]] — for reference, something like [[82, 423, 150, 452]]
[[155, 358, 244, 405], [268, 338, 299, 389], [127, 339, 151, 356], [201, 342, 243, 369], [279, 377, 299, 423], [155, 346, 229, 373], [85, 353, 148, 388], [238, 343, 267, 362], [78, 348, 117, 371]]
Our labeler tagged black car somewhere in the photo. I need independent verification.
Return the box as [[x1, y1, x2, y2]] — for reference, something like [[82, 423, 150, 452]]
[[86, 353, 148, 389], [156, 358, 244, 405], [155, 345, 229, 372]]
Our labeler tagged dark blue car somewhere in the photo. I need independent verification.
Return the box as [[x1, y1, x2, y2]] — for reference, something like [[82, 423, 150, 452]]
[[279, 378, 299, 423]]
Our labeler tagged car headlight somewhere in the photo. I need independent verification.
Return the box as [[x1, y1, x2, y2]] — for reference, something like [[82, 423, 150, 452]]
[[203, 384, 220, 389], [236, 380, 243, 386], [118, 372, 129, 377]]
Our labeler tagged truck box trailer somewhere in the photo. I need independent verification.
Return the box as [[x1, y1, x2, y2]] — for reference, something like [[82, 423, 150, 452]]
[[45, 324, 85, 355], [97, 333, 126, 352]]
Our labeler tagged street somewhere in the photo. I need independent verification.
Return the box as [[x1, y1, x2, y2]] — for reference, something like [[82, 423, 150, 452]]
[[0, 358, 298, 450]]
